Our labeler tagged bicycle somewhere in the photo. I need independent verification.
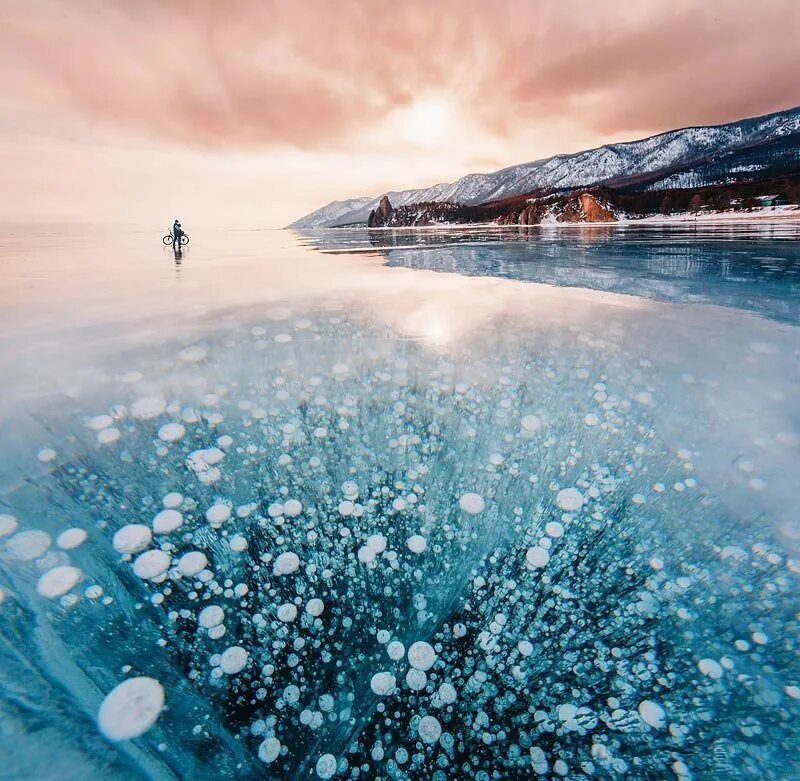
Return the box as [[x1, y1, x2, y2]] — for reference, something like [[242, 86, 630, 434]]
[[163, 233, 189, 246]]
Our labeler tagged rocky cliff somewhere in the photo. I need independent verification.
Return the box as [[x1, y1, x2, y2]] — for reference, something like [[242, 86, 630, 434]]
[[367, 196, 465, 227], [367, 195, 394, 227]]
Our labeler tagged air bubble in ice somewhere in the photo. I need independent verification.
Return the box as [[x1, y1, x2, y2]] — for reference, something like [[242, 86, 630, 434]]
[[274, 551, 300, 575], [113, 524, 152, 554], [133, 550, 171, 580], [37, 565, 82, 598], [417, 715, 442, 744], [219, 646, 248, 674], [459, 493, 485, 514], [153, 510, 183, 534], [56, 528, 87, 549], [370, 672, 396, 696], [408, 641, 436, 671], [98, 677, 165, 741], [556, 488, 583, 511]]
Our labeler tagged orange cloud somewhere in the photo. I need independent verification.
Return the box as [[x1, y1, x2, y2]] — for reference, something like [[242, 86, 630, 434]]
[[2, 0, 799, 150]]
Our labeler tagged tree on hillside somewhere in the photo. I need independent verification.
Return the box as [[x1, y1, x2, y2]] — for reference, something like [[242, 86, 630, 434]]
[[688, 194, 704, 214]]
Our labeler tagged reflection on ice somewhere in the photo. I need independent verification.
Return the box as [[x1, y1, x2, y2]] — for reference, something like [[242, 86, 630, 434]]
[[1, 296, 798, 780], [303, 224, 800, 324]]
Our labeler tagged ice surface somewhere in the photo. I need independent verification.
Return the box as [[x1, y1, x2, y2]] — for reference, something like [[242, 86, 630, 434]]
[[0, 227, 798, 780]]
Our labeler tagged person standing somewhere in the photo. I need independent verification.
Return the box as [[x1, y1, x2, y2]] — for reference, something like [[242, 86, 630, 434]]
[[172, 218, 183, 248]]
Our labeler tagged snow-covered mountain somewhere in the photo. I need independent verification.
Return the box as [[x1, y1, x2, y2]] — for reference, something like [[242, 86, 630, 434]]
[[288, 106, 800, 229]]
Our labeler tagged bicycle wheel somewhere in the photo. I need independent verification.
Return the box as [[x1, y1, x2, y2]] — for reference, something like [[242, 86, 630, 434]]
[[162, 234, 172, 245], [180, 234, 189, 245]]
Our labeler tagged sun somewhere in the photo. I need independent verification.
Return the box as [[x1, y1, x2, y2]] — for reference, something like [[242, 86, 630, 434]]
[[397, 98, 452, 147]]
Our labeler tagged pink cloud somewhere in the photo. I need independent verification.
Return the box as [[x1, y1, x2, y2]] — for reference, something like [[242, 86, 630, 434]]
[[2, 0, 798, 151]]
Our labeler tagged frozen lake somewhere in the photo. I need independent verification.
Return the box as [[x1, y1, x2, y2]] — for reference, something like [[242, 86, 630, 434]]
[[0, 224, 798, 780]]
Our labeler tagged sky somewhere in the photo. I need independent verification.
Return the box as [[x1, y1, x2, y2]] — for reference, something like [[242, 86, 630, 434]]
[[1, 0, 799, 229]]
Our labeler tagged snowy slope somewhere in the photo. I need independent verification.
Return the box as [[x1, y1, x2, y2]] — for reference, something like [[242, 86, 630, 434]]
[[288, 106, 800, 228], [289, 196, 376, 230]]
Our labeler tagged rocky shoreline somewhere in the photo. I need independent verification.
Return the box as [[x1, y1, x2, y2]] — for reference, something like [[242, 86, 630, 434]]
[[365, 173, 800, 228]]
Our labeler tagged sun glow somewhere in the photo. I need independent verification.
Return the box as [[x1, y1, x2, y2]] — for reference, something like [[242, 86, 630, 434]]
[[397, 98, 453, 147]]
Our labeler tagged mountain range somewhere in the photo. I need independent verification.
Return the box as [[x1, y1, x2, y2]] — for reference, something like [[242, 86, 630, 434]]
[[289, 106, 800, 229]]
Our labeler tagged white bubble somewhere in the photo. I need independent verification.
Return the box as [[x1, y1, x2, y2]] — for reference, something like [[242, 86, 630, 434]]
[[277, 603, 298, 622], [219, 645, 248, 674], [316, 753, 337, 779], [37, 565, 82, 598], [153, 509, 183, 534], [407, 535, 427, 553], [437, 682, 457, 705], [178, 551, 208, 577], [306, 598, 325, 617], [556, 488, 583, 511], [57, 528, 87, 549], [6, 530, 51, 560], [367, 533, 387, 553], [132, 550, 171, 580], [158, 423, 186, 443], [370, 671, 396, 696], [698, 658, 723, 679], [544, 521, 564, 538], [200, 447, 225, 465], [113, 524, 152, 554], [387, 641, 405, 661], [417, 715, 442, 744], [521, 414, 542, 433], [406, 668, 427, 691], [205, 503, 231, 528], [459, 493, 485, 514], [274, 551, 300, 575], [199, 605, 224, 628], [88, 414, 114, 431], [37, 448, 57, 463], [283, 499, 302, 517], [408, 641, 436, 671], [526, 546, 550, 569], [638, 700, 666, 728], [258, 736, 281, 764], [98, 677, 164, 740], [98, 428, 121, 445], [358, 542, 379, 563], [0, 514, 19, 537], [163, 492, 183, 509], [131, 396, 166, 420]]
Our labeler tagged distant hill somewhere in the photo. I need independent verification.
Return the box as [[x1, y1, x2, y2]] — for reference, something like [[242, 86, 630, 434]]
[[288, 106, 800, 229]]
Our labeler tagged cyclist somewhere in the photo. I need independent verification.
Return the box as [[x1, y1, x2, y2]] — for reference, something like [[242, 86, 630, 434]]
[[172, 219, 183, 248]]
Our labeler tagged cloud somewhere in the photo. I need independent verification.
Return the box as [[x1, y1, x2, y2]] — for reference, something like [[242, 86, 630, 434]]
[[2, 0, 799, 152]]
